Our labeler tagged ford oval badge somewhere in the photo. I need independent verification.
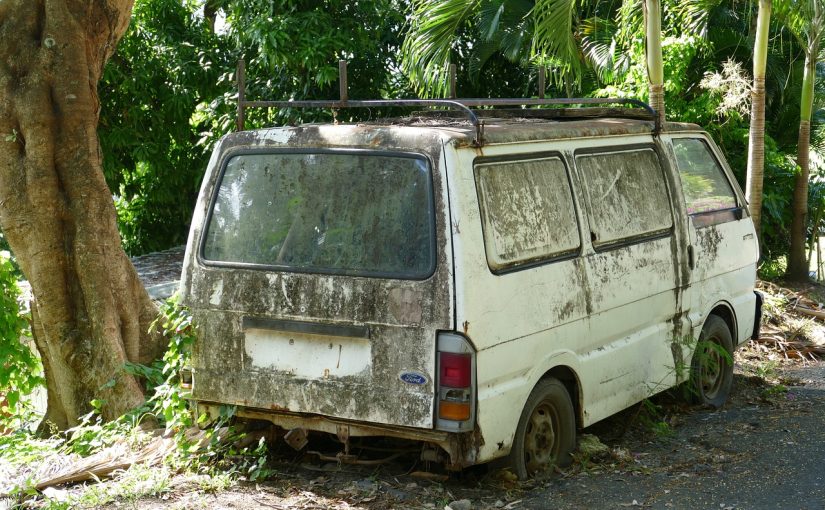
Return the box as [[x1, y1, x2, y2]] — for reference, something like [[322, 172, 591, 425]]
[[399, 371, 428, 385]]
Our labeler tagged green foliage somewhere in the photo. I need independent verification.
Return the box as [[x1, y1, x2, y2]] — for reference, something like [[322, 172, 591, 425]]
[[0, 297, 271, 504], [0, 230, 21, 277], [637, 399, 675, 438], [100, 0, 223, 255], [42, 298, 198, 463], [148, 296, 197, 431], [758, 255, 788, 280], [101, 0, 413, 255], [201, 0, 410, 137], [0, 251, 43, 429]]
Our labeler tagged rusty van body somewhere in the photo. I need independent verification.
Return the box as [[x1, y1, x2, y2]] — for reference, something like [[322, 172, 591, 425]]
[[180, 104, 760, 477]]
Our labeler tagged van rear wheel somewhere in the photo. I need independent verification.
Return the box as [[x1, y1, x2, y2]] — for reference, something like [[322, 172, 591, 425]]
[[689, 315, 734, 407], [509, 378, 575, 479]]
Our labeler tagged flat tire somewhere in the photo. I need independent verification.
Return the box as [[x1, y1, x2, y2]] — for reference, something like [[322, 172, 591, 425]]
[[689, 315, 734, 407], [509, 378, 575, 479]]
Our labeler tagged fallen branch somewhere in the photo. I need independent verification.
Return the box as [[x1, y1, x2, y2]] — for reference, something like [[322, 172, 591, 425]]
[[1, 427, 228, 498], [795, 305, 825, 321]]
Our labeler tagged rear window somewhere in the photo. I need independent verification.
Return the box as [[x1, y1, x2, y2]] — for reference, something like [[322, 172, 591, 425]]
[[201, 151, 435, 279]]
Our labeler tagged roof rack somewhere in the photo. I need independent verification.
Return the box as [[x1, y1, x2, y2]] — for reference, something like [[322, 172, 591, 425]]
[[236, 60, 660, 146]]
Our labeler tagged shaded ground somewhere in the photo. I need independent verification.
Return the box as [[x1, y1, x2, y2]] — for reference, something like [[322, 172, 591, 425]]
[[93, 353, 825, 510]]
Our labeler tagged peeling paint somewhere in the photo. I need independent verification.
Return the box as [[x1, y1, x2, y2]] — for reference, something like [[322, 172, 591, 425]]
[[209, 279, 223, 306]]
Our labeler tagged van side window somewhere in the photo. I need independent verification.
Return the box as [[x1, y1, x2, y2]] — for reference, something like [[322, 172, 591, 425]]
[[475, 157, 580, 272], [576, 148, 672, 248], [672, 138, 737, 215]]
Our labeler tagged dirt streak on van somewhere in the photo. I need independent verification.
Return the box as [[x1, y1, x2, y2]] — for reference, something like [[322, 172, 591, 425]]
[[180, 116, 760, 477]]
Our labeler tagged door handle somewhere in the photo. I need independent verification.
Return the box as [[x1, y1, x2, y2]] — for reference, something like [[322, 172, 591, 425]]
[[687, 245, 695, 270]]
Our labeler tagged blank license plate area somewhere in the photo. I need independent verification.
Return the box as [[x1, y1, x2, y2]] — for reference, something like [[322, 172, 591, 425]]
[[244, 328, 371, 379]]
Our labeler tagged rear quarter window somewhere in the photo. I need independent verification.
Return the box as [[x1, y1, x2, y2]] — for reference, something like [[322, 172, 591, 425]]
[[475, 156, 580, 272], [672, 138, 738, 215]]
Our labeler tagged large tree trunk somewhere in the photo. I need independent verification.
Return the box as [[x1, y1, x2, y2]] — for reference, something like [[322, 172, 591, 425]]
[[0, 0, 165, 428], [746, 0, 771, 236], [787, 48, 818, 281], [644, 0, 665, 127]]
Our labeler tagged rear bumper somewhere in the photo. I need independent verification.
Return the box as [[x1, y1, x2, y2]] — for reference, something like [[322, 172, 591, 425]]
[[195, 401, 480, 469], [751, 290, 763, 340]]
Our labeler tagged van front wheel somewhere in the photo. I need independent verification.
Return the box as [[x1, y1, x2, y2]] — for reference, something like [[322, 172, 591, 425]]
[[509, 378, 575, 479], [689, 315, 734, 407]]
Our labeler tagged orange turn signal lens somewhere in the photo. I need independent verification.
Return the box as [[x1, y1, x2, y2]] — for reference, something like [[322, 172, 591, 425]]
[[439, 400, 471, 421]]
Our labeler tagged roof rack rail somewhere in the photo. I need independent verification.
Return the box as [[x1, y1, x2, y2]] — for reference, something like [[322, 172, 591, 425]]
[[236, 59, 660, 146]]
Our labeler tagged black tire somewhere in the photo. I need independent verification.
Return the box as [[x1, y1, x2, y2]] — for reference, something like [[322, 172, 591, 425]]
[[509, 378, 576, 479], [689, 315, 734, 407]]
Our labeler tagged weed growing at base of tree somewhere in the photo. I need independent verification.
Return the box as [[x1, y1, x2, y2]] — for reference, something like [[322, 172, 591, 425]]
[[60, 296, 267, 465], [1, 296, 272, 506]]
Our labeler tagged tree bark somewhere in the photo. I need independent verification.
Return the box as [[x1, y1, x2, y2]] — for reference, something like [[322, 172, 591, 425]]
[[204, 0, 221, 33], [746, 0, 771, 236], [788, 118, 813, 280], [787, 42, 819, 281], [0, 0, 165, 427]]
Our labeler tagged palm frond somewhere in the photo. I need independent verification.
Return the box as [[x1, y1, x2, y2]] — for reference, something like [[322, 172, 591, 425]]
[[468, 38, 506, 80], [579, 16, 631, 84], [774, 0, 825, 51], [401, 0, 482, 97], [670, 0, 726, 38], [478, 0, 533, 62], [614, 0, 644, 49], [531, 0, 582, 88]]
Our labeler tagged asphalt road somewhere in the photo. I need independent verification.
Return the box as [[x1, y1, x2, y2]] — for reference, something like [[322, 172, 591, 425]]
[[522, 364, 825, 510]]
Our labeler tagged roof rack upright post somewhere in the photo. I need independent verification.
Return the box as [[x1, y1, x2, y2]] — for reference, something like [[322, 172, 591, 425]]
[[237, 59, 246, 131], [339, 60, 349, 104]]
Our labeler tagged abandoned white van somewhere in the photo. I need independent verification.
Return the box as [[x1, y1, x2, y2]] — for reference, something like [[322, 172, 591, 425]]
[[180, 97, 761, 478]]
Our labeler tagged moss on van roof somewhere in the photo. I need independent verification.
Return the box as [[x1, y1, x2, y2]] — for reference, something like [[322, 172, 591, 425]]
[[226, 117, 703, 151]]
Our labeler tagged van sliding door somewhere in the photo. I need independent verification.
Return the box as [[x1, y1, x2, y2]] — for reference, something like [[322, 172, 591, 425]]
[[575, 145, 684, 423]]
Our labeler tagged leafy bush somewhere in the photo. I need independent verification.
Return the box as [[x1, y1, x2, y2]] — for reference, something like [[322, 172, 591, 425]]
[[0, 250, 43, 430]]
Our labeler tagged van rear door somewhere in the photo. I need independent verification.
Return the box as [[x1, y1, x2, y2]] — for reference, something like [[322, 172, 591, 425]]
[[182, 145, 452, 429]]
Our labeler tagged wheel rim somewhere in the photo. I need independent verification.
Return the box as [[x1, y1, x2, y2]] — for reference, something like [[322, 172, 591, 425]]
[[700, 339, 724, 400], [523, 401, 561, 476]]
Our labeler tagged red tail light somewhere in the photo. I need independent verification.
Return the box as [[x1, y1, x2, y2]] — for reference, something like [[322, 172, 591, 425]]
[[436, 332, 476, 432], [439, 353, 472, 388]]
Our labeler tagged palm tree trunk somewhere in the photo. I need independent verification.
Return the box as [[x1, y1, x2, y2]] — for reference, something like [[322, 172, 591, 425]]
[[787, 49, 818, 280], [644, 0, 665, 126], [746, 0, 771, 236]]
